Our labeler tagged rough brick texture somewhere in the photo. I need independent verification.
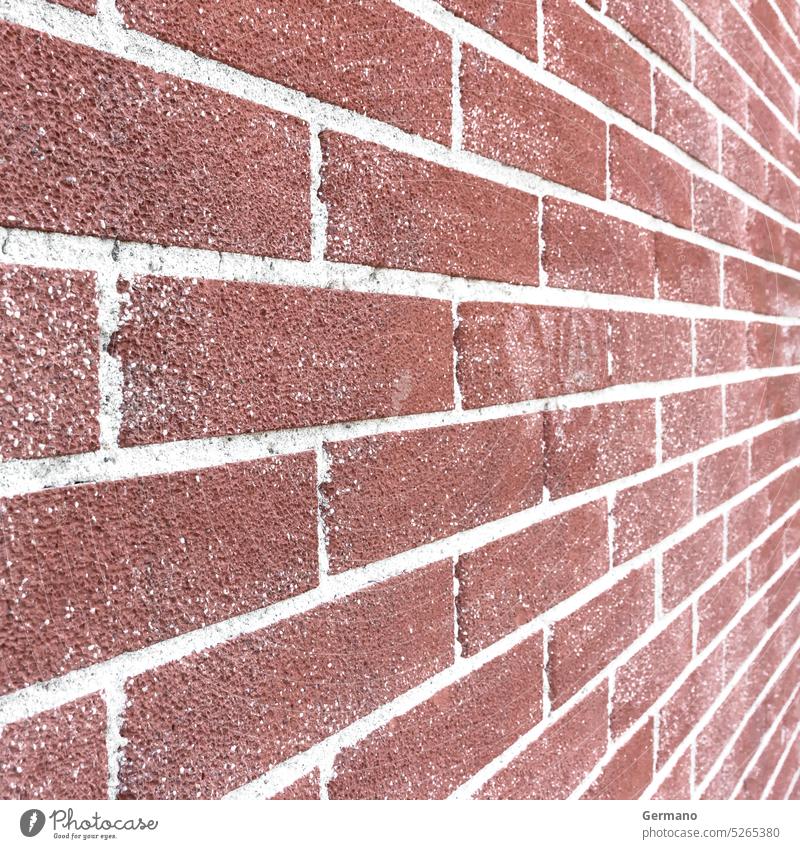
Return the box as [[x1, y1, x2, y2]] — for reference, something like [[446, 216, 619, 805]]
[[1, 0, 799, 804]]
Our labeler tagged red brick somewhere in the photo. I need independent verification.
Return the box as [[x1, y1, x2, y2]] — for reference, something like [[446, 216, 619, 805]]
[[765, 163, 798, 221], [746, 209, 787, 266], [0, 695, 106, 799], [725, 257, 800, 317], [693, 178, 749, 248], [658, 643, 725, 766], [610, 128, 692, 228], [456, 501, 609, 655], [607, 0, 691, 78], [765, 374, 800, 419], [270, 771, 320, 800], [608, 313, 692, 384], [747, 92, 788, 167], [655, 233, 720, 306], [329, 636, 543, 799], [752, 420, 800, 479], [661, 387, 724, 460], [698, 562, 748, 649], [455, 303, 608, 408], [697, 443, 750, 513], [543, 0, 651, 127], [119, 561, 454, 799], [53, 0, 95, 11], [726, 377, 769, 433], [323, 415, 543, 572], [751, 526, 787, 594], [729, 487, 772, 556], [696, 319, 748, 376], [544, 400, 656, 498], [722, 128, 768, 201], [739, 711, 798, 799], [654, 72, 718, 169], [694, 35, 748, 127], [441, 0, 537, 58], [0, 265, 98, 461], [0, 22, 309, 257], [118, 0, 450, 142], [112, 275, 453, 446], [543, 199, 655, 298], [0, 455, 317, 695], [613, 466, 694, 565], [476, 683, 608, 799], [320, 133, 538, 284], [460, 47, 606, 197], [611, 610, 693, 737], [748, 322, 800, 368], [766, 466, 800, 523], [662, 518, 724, 611], [653, 749, 692, 799], [768, 735, 800, 798], [548, 564, 654, 707], [583, 719, 654, 799]]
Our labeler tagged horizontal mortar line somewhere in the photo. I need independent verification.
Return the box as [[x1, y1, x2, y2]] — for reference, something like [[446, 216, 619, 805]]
[[4, 1, 800, 258], [6, 227, 800, 324], [728, 681, 800, 800], [579, 621, 800, 801], [697, 633, 800, 798], [643, 569, 800, 799], [398, 0, 800, 195], [454, 510, 800, 799], [584, 0, 800, 191], [668, 0, 800, 137], [232, 501, 800, 800], [2, 362, 800, 499], [0, 429, 793, 784], [762, 713, 800, 799]]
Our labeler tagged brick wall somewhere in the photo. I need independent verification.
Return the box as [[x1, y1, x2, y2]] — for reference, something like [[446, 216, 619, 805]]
[[1, 0, 799, 801]]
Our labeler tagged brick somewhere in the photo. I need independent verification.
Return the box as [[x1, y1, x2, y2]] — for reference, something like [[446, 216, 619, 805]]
[[766, 163, 799, 221], [456, 501, 609, 655], [0, 696, 106, 799], [119, 561, 454, 799], [729, 487, 772, 556], [0, 22, 309, 257], [610, 128, 692, 228], [766, 466, 800, 523], [698, 562, 748, 649], [460, 47, 606, 197], [118, 0, 450, 142], [662, 518, 724, 611], [653, 749, 692, 799], [661, 387, 724, 460], [455, 303, 608, 407], [0, 265, 99, 461], [695, 319, 748, 376], [542, 199, 655, 298], [658, 644, 725, 766], [746, 209, 787, 266], [548, 564, 654, 707], [320, 133, 538, 284], [583, 719, 654, 799], [654, 233, 720, 307], [477, 683, 608, 799], [725, 257, 800, 317], [697, 443, 750, 514], [544, 400, 656, 498], [0, 455, 317, 695], [613, 466, 694, 565], [113, 275, 453, 446], [694, 35, 748, 127], [748, 322, 800, 368], [323, 416, 544, 572], [765, 373, 800, 419], [768, 735, 800, 798], [722, 128, 768, 201], [654, 72, 718, 169], [543, 0, 651, 127], [693, 178, 749, 248], [53, 0, 95, 11], [752, 420, 800, 479], [611, 610, 693, 737], [329, 636, 543, 799], [441, 0, 537, 57], [751, 526, 787, 594], [607, 0, 691, 78], [726, 377, 769, 433], [608, 313, 692, 384], [270, 771, 320, 800]]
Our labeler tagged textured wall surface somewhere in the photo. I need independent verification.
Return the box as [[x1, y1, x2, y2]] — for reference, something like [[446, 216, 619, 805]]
[[1, 0, 800, 801]]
